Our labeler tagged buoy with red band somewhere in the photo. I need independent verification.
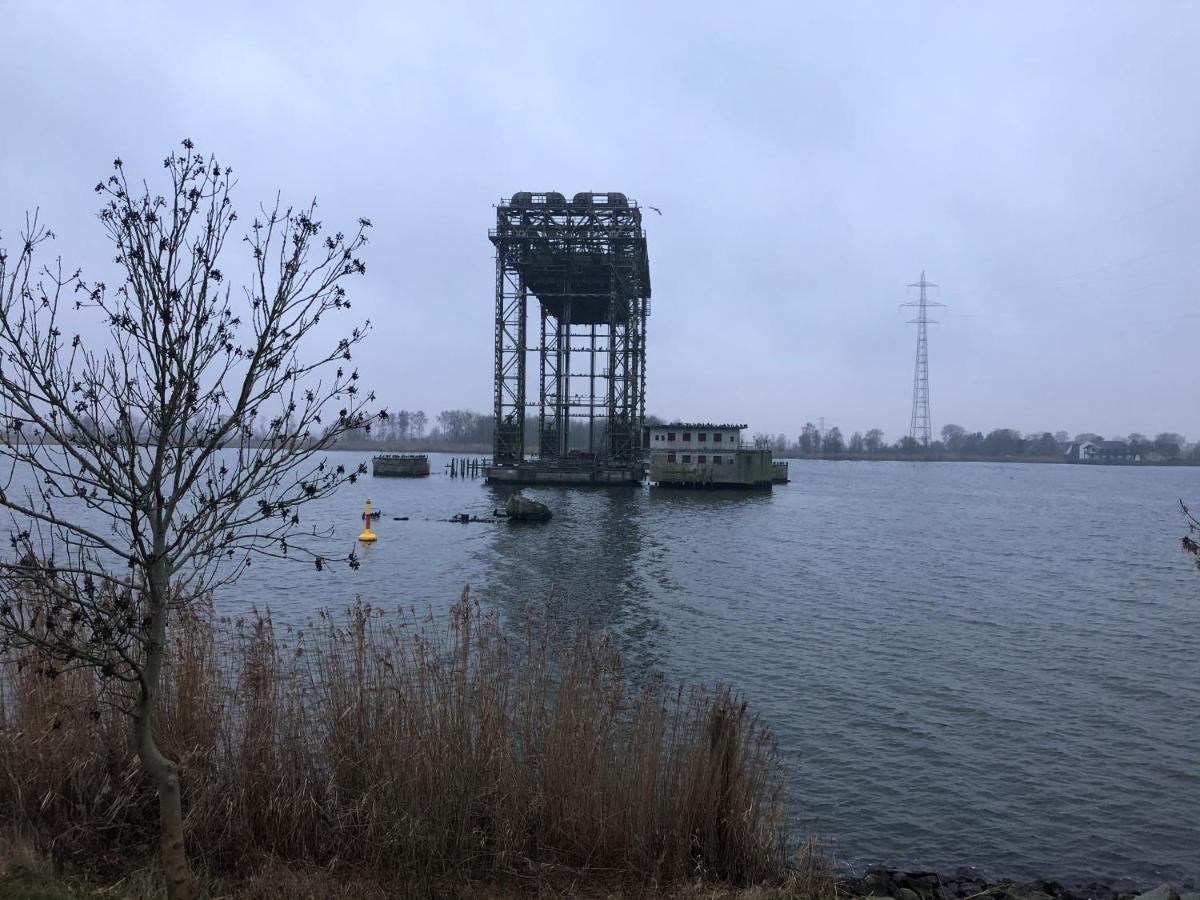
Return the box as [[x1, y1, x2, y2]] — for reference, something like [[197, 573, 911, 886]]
[[358, 499, 377, 543]]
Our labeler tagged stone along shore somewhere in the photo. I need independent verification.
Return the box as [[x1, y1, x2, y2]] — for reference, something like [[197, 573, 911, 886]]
[[845, 871, 1196, 900]]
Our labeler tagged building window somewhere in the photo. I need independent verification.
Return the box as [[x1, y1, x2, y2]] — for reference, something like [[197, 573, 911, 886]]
[[667, 452, 676, 462], [713, 433, 722, 442], [698, 454, 706, 463], [667, 432, 675, 441], [727, 457, 735, 464], [698, 433, 707, 442], [682, 454, 691, 463], [683, 433, 691, 442]]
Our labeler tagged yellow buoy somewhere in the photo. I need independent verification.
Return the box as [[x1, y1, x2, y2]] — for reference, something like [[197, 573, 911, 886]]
[[358, 498, 377, 543]]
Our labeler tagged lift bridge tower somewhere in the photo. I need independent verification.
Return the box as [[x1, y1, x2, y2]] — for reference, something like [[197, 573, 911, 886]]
[[486, 192, 651, 485]]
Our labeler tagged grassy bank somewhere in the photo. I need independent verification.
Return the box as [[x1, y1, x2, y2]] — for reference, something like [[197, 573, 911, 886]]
[[0, 592, 814, 897], [0, 843, 834, 899]]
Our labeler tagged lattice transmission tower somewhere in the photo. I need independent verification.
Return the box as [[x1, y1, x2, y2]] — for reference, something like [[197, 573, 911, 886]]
[[901, 271, 944, 446]]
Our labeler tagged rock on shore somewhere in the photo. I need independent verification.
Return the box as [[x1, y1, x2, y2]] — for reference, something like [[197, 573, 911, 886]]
[[845, 870, 1193, 900]]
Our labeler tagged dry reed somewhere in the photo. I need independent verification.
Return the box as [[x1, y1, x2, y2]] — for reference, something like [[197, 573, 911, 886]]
[[0, 589, 792, 892]]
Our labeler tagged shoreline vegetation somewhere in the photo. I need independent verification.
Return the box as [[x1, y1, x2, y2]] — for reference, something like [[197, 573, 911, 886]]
[[10, 426, 1197, 468], [327, 439, 1200, 467], [328, 411, 1200, 467], [773, 451, 1200, 466], [0, 850, 1191, 900], [1, 591, 793, 897], [342, 443, 1200, 467], [8, 434, 1200, 468], [0, 594, 1190, 899]]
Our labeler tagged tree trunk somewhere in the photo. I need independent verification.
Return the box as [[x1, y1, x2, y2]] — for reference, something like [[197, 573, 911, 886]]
[[136, 568, 196, 900], [134, 726, 194, 900]]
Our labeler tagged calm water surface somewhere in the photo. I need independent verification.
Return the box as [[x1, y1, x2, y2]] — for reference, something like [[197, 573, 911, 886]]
[[46, 453, 1200, 884]]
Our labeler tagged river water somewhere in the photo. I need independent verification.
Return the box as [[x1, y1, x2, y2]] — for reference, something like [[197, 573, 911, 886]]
[[16, 452, 1200, 885]]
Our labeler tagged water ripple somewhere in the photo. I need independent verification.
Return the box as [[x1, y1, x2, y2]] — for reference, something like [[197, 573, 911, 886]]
[[143, 454, 1200, 886]]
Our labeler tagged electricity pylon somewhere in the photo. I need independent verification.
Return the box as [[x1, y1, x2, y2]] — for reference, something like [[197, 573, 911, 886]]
[[901, 271, 944, 447]]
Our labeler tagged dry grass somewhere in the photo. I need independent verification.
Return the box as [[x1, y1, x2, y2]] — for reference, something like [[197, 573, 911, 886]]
[[0, 589, 800, 894]]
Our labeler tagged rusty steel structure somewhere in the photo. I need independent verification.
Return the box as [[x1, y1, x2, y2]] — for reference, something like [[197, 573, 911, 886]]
[[489, 191, 651, 472]]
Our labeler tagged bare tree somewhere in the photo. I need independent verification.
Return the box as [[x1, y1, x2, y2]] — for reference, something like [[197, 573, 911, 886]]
[[0, 141, 377, 899], [1183, 501, 1200, 569], [940, 423, 966, 452], [821, 426, 844, 454], [802, 423, 826, 455]]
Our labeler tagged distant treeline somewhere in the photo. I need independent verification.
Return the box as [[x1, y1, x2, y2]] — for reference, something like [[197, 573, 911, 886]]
[[764, 423, 1198, 461], [9, 408, 628, 454], [334, 409, 617, 452], [330, 409, 483, 449], [336, 410, 1200, 465], [22, 408, 1194, 463], [334, 411, 1199, 463]]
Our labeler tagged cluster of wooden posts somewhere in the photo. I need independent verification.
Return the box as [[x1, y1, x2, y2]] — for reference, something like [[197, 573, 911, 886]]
[[448, 457, 482, 478]]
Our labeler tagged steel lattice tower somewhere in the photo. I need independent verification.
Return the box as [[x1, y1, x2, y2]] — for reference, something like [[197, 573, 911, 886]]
[[489, 192, 650, 469], [901, 271, 944, 446]]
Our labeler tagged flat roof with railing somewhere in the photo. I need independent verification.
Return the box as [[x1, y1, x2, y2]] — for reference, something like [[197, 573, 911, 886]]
[[646, 423, 747, 432]]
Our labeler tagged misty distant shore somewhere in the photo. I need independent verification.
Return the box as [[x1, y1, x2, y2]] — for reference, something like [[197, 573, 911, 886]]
[[774, 451, 1200, 466], [338, 442, 1200, 467]]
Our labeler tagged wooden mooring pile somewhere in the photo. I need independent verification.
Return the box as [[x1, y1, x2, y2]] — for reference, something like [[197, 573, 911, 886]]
[[447, 457, 483, 479]]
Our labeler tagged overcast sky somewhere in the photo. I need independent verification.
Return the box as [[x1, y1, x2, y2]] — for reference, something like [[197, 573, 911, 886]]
[[2, 1, 1197, 442]]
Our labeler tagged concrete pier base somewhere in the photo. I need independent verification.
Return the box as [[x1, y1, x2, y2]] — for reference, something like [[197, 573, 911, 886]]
[[484, 464, 643, 486]]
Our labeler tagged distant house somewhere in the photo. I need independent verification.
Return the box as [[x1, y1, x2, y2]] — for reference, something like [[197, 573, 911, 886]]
[[1094, 440, 1139, 463], [1066, 440, 1143, 463], [1066, 441, 1097, 461]]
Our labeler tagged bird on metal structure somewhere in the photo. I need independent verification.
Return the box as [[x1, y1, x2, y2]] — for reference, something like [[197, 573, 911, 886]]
[[648, 205, 662, 215]]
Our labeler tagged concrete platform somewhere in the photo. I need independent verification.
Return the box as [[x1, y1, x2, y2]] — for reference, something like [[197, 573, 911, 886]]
[[484, 464, 644, 486]]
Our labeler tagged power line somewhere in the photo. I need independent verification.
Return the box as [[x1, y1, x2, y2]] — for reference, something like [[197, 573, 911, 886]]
[[901, 271, 945, 447]]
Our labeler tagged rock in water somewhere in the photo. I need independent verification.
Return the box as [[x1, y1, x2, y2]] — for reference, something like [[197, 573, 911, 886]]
[[863, 871, 895, 896], [1132, 888, 1180, 900], [506, 494, 552, 522]]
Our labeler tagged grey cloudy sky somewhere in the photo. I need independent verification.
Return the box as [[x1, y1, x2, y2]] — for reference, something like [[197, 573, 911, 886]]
[[2, 1, 1197, 442]]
